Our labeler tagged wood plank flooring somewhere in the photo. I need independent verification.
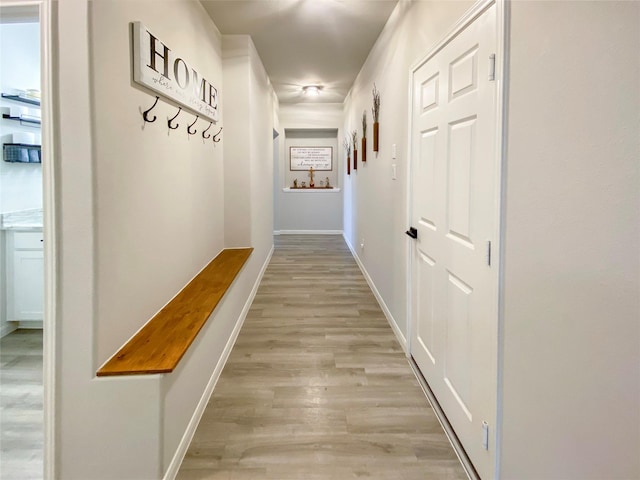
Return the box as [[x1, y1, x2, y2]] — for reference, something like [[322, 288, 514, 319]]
[[177, 235, 466, 480], [0, 329, 43, 480]]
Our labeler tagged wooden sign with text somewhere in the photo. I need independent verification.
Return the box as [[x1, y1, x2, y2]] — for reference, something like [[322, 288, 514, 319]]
[[289, 146, 333, 171], [132, 22, 219, 121]]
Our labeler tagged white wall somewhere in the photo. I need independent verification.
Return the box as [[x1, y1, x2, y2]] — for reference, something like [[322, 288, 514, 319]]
[[222, 35, 252, 247], [90, 0, 225, 372], [56, 2, 163, 478], [499, 2, 640, 478], [342, 0, 473, 341], [284, 130, 338, 190], [162, 32, 276, 475], [0, 21, 42, 214], [345, 0, 640, 478], [276, 103, 344, 233], [248, 36, 277, 261], [55, 1, 276, 478]]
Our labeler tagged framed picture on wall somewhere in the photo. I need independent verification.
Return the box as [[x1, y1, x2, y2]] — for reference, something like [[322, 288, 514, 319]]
[[289, 146, 333, 171]]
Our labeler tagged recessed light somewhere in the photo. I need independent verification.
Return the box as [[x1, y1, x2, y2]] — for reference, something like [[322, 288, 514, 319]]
[[302, 85, 321, 96]]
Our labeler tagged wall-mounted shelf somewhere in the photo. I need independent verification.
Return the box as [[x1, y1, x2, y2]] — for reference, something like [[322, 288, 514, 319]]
[[282, 187, 341, 193], [1, 93, 40, 107], [1, 114, 41, 126]]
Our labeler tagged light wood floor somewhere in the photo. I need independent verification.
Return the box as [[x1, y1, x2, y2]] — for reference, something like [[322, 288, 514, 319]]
[[0, 328, 43, 480], [177, 235, 466, 480]]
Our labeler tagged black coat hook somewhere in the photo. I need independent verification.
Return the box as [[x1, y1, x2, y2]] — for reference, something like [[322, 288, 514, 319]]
[[212, 127, 223, 143], [202, 122, 213, 139], [168, 107, 182, 130], [187, 115, 199, 135], [142, 96, 159, 123]]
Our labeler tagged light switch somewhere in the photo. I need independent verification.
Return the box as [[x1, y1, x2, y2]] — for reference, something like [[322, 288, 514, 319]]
[[392, 143, 397, 159], [392, 164, 397, 180]]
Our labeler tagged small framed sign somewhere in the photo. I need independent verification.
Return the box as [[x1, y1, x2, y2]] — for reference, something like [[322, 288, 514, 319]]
[[290, 146, 333, 171]]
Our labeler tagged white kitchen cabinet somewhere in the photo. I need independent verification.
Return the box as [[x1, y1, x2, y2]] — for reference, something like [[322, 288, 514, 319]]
[[6, 230, 43, 322]]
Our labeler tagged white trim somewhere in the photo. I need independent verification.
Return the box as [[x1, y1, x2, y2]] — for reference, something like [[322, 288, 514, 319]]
[[405, 2, 505, 478], [405, 0, 499, 362], [162, 244, 274, 480], [410, 0, 496, 74], [409, 358, 479, 480], [494, 0, 509, 477], [275, 229, 343, 235], [38, 1, 56, 478], [282, 187, 341, 193], [342, 233, 407, 352], [1, 321, 18, 338]]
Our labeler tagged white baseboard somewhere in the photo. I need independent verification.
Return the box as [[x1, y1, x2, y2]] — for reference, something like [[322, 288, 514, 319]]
[[0, 321, 18, 338], [409, 358, 478, 480], [275, 230, 343, 235], [18, 320, 43, 329], [163, 244, 274, 480], [342, 233, 407, 352]]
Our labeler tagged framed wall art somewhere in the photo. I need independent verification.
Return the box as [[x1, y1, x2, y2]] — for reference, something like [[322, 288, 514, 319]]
[[289, 146, 333, 171]]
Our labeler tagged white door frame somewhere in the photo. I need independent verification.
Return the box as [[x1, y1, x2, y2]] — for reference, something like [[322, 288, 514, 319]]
[[1, 1, 56, 477], [404, 0, 508, 476]]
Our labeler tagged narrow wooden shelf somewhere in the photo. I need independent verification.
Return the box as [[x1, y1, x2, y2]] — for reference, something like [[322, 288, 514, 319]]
[[97, 247, 253, 377]]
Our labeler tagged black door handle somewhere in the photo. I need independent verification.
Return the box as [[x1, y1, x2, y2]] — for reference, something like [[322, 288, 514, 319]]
[[405, 227, 417, 239]]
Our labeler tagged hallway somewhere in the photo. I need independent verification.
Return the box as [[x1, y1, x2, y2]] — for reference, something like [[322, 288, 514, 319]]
[[177, 235, 466, 480]]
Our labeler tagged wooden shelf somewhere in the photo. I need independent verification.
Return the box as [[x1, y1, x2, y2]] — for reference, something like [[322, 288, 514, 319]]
[[282, 187, 341, 193], [97, 247, 253, 376]]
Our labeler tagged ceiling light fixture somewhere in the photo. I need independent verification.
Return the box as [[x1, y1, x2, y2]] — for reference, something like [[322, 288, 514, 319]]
[[302, 85, 321, 96]]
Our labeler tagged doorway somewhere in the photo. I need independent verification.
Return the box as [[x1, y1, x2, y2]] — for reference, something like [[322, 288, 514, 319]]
[[407, 2, 501, 479], [0, 2, 53, 479]]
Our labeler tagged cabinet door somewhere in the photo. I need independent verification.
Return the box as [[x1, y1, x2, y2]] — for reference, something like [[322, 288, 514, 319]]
[[10, 248, 44, 321]]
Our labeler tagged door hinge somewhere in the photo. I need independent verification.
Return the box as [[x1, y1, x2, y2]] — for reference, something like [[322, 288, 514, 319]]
[[482, 421, 489, 450], [487, 241, 492, 266], [488, 54, 496, 81]]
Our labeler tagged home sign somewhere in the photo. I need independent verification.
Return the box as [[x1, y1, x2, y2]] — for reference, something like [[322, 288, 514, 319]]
[[132, 21, 219, 122]]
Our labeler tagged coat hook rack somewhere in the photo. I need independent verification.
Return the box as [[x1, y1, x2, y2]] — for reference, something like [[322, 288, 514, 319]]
[[187, 115, 199, 135], [212, 126, 223, 143], [142, 96, 159, 123], [168, 107, 182, 130], [202, 122, 213, 139]]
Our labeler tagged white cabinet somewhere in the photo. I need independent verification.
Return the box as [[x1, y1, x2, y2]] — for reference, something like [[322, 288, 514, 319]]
[[6, 231, 43, 321]]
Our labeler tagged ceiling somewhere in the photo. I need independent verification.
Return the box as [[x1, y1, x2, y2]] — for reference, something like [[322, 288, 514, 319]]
[[200, 0, 399, 104]]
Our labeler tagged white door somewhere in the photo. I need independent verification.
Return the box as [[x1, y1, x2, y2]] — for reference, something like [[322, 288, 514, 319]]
[[409, 4, 499, 478]]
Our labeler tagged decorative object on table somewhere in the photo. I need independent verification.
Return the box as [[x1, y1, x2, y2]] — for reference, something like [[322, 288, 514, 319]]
[[301, 181, 306, 188], [308, 167, 315, 188], [361, 110, 367, 163], [293, 179, 298, 188], [372, 83, 381, 152], [325, 177, 330, 188], [343, 137, 351, 175], [351, 130, 358, 171]]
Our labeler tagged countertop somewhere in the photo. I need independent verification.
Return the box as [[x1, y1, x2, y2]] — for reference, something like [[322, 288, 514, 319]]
[[0, 208, 43, 230]]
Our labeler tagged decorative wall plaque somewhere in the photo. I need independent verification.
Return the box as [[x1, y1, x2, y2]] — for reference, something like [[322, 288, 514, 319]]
[[132, 22, 219, 122], [289, 146, 333, 171]]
